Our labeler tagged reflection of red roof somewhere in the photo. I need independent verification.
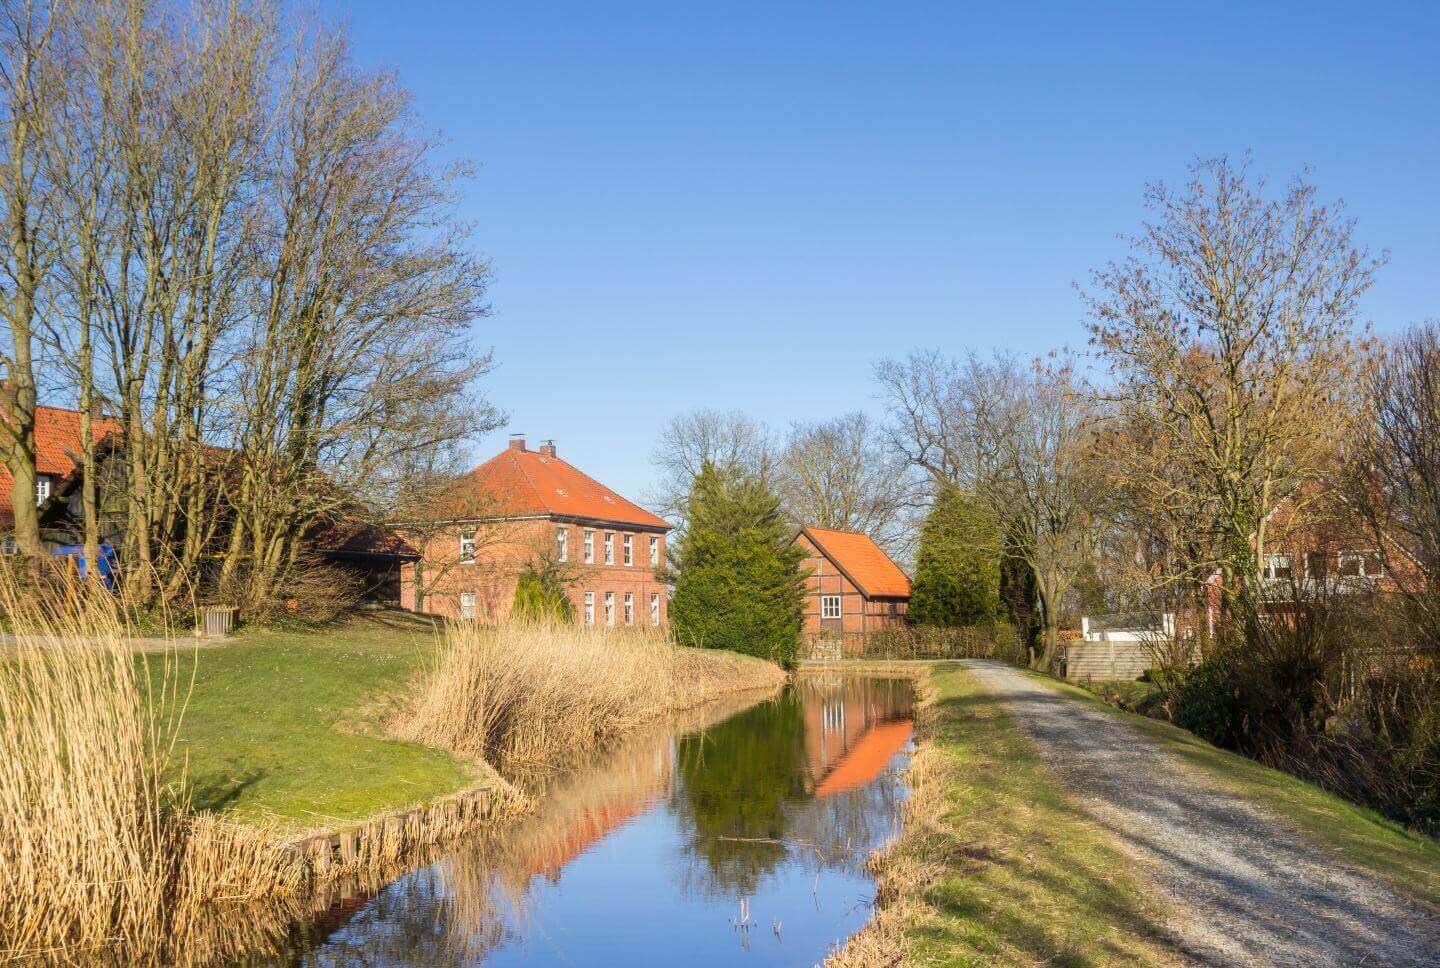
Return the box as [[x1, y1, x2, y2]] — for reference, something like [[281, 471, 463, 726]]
[[0, 405, 123, 521], [814, 720, 913, 797], [802, 527, 911, 598], [445, 445, 670, 531]]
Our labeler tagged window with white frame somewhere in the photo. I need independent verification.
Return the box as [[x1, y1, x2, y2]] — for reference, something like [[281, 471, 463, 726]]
[[556, 527, 568, 563], [650, 592, 660, 625], [0, 535, 16, 555], [1338, 550, 1383, 578], [649, 535, 660, 567], [583, 592, 595, 624], [1261, 553, 1292, 581], [459, 529, 477, 563], [583, 530, 595, 564], [604, 591, 615, 626], [624, 592, 633, 624], [35, 474, 51, 505], [623, 534, 633, 566], [604, 532, 614, 565], [459, 592, 477, 621], [820, 595, 842, 619]]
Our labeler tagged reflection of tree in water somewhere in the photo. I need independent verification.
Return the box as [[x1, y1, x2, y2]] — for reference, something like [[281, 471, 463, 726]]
[[669, 692, 811, 898], [669, 677, 914, 900]]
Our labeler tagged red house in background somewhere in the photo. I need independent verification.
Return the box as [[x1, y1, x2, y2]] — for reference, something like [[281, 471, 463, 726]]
[[794, 526, 910, 645], [400, 436, 672, 625]]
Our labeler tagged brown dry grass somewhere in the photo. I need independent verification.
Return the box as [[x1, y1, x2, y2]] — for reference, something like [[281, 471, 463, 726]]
[[392, 620, 787, 772], [0, 568, 316, 964]]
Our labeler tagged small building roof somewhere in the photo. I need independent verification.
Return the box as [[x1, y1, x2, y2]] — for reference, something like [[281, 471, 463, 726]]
[[442, 440, 671, 532], [0, 405, 124, 523], [800, 526, 911, 599]]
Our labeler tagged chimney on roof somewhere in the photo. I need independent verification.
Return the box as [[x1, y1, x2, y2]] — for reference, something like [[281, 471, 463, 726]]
[[508, 434, 526, 451], [539, 439, 556, 457]]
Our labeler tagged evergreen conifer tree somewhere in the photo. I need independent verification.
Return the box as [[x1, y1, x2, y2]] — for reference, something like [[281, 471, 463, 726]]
[[908, 485, 1003, 626], [670, 462, 807, 667]]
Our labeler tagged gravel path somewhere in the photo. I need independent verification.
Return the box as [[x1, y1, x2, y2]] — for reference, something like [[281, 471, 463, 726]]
[[962, 659, 1440, 967]]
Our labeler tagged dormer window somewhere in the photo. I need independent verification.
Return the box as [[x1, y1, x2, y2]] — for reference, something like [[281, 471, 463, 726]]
[[35, 474, 52, 505]]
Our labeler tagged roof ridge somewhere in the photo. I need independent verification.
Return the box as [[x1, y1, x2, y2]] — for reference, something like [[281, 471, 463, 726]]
[[504, 449, 550, 513]]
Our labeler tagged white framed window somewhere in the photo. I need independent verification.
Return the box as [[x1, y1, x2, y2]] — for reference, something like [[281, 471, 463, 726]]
[[604, 532, 614, 565], [623, 534, 633, 566], [1338, 550, 1383, 578], [624, 592, 633, 624], [821, 595, 842, 619], [583, 592, 595, 624], [649, 535, 660, 567], [459, 529, 477, 564], [650, 592, 660, 626], [459, 592, 477, 621], [35, 474, 51, 505], [604, 591, 615, 626], [583, 530, 595, 564], [0, 535, 16, 555], [556, 527, 568, 562], [1261, 553, 1292, 581]]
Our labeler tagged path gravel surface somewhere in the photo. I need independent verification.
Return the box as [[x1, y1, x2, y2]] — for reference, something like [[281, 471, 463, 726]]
[[962, 659, 1440, 967]]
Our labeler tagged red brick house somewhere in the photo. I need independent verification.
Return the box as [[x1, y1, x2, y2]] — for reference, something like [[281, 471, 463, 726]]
[[0, 405, 124, 551], [795, 526, 910, 642], [400, 436, 672, 625]]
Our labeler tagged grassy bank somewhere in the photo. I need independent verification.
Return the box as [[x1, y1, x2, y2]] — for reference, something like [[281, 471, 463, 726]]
[[831, 663, 1182, 967], [1035, 671, 1440, 910], [159, 611, 477, 831]]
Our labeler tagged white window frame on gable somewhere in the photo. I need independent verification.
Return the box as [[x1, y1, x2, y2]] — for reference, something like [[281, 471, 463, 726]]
[[583, 530, 595, 564], [459, 592, 477, 621], [604, 591, 615, 626], [1338, 549, 1383, 579], [583, 592, 595, 624], [35, 474, 51, 506], [556, 527, 568, 563], [820, 594, 842, 620], [649, 535, 660, 567], [604, 532, 614, 565], [650, 592, 660, 626], [624, 592, 633, 624], [623, 534, 633, 567], [459, 528, 477, 564]]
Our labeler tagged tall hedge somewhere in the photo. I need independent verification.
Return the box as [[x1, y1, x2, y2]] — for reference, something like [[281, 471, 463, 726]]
[[908, 485, 1003, 627], [669, 462, 807, 668]]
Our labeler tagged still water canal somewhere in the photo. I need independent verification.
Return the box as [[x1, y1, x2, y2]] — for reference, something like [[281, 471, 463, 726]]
[[269, 675, 914, 966]]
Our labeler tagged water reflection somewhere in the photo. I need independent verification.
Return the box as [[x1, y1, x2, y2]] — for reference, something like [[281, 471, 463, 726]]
[[258, 675, 914, 967]]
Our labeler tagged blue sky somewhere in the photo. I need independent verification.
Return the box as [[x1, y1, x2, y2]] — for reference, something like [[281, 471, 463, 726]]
[[336, 0, 1439, 503]]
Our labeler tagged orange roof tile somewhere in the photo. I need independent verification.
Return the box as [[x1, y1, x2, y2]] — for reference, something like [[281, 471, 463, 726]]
[[0, 405, 122, 521], [443, 444, 670, 531], [802, 526, 911, 598]]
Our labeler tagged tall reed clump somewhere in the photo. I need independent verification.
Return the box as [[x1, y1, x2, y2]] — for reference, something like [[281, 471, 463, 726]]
[[394, 620, 786, 771], [0, 566, 305, 964]]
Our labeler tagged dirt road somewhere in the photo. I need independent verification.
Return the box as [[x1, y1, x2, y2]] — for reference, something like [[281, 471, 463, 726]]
[[962, 659, 1440, 967]]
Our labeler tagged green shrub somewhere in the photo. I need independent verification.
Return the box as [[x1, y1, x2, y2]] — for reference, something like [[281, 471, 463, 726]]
[[1170, 646, 1248, 748], [511, 563, 574, 623]]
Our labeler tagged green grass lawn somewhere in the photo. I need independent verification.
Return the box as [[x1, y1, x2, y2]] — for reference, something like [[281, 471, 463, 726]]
[[885, 664, 1183, 966], [152, 611, 476, 833], [1028, 669, 1440, 911]]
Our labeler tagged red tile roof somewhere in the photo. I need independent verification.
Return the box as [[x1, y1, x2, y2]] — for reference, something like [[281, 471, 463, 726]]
[[0, 405, 123, 521], [443, 444, 670, 531], [802, 526, 911, 599]]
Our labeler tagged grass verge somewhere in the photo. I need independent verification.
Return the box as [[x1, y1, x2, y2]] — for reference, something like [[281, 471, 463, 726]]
[[1028, 669, 1440, 910], [831, 663, 1183, 967], [160, 610, 477, 831]]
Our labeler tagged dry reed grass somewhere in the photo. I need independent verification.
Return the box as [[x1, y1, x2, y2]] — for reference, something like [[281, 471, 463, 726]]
[[0, 567, 316, 964], [393, 620, 787, 772]]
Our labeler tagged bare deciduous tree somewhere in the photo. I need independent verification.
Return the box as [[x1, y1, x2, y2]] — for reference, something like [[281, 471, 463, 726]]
[[1085, 156, 1377, 607], [648, 408, 776, 527], [775, 411, 915, 556]]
